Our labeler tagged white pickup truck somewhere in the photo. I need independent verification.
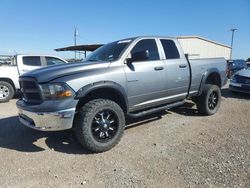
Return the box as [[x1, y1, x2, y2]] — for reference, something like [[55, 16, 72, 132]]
[[0, 54, 67, 102]]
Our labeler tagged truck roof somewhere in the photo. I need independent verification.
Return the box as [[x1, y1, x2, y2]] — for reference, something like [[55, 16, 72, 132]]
[[128, 36, 176, 40], [14, 54, 65, 58]]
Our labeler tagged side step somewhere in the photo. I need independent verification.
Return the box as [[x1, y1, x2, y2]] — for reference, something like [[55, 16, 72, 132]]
[[127, 100, 185, 118]]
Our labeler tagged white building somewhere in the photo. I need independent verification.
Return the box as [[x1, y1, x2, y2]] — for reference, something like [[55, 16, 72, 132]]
[[177, 36, 231, 60]]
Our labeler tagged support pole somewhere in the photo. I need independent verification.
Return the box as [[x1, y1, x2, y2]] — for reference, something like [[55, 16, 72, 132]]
[[229, 28, 238, 60]]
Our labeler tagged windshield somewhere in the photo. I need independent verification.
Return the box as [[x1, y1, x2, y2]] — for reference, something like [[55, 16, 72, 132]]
[[86, 40, 132, 62]]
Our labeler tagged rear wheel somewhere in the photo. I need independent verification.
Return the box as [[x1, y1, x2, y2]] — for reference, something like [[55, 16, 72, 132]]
[[196, 84, 221, 115], [0, 81, 14, 103], [74, 99, 125, 153]]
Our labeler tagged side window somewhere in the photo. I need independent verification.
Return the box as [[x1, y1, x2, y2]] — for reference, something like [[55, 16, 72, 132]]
[[23, 56, 41, 66], [160, 39, 180, 59], [131, 39, 160, 61], [45, 57, 66, 66]]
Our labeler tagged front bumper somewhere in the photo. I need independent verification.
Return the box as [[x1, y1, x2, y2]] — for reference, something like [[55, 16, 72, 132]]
[[17, 104, 75, 131], [229, 82, 250, 94]]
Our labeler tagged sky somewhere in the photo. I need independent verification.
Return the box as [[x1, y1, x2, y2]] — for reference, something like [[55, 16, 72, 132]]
[[0, 0, 249, 59]]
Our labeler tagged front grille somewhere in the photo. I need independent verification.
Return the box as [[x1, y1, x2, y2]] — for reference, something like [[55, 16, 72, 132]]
[[19, 78, 42, 104], [235, 75, 250, 84]]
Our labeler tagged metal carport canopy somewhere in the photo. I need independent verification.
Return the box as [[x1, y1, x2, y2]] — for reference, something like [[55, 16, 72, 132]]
[[54, 44, 103, 52]]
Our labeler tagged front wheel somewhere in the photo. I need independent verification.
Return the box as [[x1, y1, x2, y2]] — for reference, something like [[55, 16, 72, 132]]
[[74, 99, 125, 153], [0, 81, 14, 103], [196, 84, 221, 115]]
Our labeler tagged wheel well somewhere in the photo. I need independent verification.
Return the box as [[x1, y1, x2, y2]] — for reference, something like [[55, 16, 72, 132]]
[[205, 72, 221, 88], [76, 88, 127, 113], [0, 78, 16, 91]]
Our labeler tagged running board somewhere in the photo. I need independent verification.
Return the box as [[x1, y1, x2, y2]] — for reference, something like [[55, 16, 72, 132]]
[[127, 100, 185, 118]]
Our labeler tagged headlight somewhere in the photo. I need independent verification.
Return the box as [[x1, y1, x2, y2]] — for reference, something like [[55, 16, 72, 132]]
[[40, 83, 74, 100]]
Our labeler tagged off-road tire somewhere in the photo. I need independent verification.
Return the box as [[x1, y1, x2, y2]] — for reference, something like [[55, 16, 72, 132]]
[[196, 84, 221, 115], [0, 81, 14, 103], [74, 99, 125, 153]]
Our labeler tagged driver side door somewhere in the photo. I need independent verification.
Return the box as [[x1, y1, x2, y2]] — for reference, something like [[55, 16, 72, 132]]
[[123, 39, 167, 112]]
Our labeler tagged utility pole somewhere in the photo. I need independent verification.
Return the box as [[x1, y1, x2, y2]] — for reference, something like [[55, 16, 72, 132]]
[[74, 27, 79, 61], [229, 28, 238, 60]]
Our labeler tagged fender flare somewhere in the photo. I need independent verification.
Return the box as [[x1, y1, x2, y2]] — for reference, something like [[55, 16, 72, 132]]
[[75, 81, 128, 110], [198, 68, 221, 95]]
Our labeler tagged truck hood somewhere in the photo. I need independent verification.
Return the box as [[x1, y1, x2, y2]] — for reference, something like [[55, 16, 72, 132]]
[[234, 69, 250, 77], [20, 61, 110, 83]]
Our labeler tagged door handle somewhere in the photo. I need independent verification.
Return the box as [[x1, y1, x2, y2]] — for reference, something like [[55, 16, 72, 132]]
[[179, 64, 187, 68], [154, 66, 164, 71]]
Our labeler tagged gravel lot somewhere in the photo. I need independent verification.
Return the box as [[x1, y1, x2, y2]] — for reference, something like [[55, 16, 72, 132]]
[[0, 86, 249, 188]]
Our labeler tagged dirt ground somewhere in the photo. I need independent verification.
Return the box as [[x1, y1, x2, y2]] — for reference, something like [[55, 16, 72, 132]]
[[0, 86, 249, 188]]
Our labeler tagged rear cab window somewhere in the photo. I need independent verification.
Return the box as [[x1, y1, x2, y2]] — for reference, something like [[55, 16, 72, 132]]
[[23, 56, 42, 66], [160, 39, 180, 59]]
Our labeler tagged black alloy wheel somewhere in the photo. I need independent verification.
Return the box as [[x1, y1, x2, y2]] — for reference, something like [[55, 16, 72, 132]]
[[208, 91, 218, 110], [91, 110, 118, 143]]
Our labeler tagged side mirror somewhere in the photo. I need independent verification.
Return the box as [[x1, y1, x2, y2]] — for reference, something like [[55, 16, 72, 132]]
[[126, 50, 149, 63]]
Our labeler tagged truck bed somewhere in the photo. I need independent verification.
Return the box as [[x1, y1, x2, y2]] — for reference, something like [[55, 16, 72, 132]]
[[0, 66, 20, 89], [189, 57, 227, 93]]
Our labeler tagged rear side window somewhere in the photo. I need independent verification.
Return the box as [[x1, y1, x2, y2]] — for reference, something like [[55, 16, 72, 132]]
[[131, 39, 160, 61], [46, 57, 66, 66], [23, 56, 41, 66], [160, 39, 180, 59]]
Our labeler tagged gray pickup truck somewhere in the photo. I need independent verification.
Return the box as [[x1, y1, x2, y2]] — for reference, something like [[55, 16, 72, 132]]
[[16, 36, 227, 152]]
